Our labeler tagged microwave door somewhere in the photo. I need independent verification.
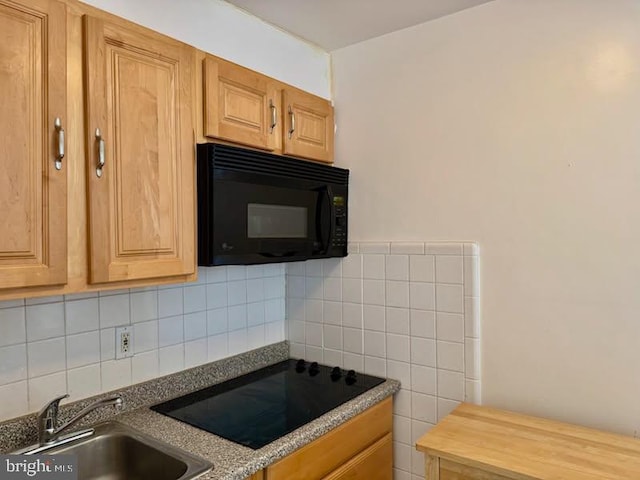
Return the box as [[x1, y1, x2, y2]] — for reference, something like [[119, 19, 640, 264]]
[[212, 179, 317, 264]]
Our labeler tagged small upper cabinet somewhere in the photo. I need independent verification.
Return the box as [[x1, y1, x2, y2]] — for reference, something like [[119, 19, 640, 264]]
[[203, 56, 280, 152], [0, 0, 67, 289], [83, 14, 196, 284], [282, 88, 334, 164], [202, 55, 334, 163]]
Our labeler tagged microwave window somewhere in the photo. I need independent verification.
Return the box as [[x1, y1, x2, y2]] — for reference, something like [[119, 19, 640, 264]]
[[247, 204, 308, 238]]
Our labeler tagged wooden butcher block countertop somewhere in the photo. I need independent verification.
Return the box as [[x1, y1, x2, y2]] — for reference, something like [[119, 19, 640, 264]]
[[416, 403, 640, 480]]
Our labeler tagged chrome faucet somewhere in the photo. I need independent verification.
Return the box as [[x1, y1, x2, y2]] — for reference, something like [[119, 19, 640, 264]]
[[37, 393, 124, 446]]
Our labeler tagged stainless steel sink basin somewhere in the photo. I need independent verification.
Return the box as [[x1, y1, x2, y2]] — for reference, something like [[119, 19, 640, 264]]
[[42, 422, 212, 480]]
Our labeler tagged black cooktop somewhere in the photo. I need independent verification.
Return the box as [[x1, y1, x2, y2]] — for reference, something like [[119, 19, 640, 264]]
[[151, 359, 385, 449]]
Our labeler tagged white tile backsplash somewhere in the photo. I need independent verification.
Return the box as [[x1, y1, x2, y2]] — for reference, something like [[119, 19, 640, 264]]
[[67, 363, 101, 401], [364, 255, 385, 279], [158, 315, 184, 347], [130, 291, 158, 324], [102, 358, 132, 391], [28, 372, 66, 412], [363, 305, 386, 332], [0, 307, 26, 346], [0, 344, 27, 384], [65, 298, 100, 334], [28, 338, 66, 378], [435, 256, 464, 284], [184, 311, 207, 341], [26, 302, 65, 342], [66, 331, 101, 369], [99, 295, 130, 328], [0, 265, 286, 422], [286, 242, 481, 479], [386, 255, 409, 281]]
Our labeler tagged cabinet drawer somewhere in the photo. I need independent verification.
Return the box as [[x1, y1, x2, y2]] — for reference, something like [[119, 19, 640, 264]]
[[322, 433, 392, 480], [266, 398, 392, 480]]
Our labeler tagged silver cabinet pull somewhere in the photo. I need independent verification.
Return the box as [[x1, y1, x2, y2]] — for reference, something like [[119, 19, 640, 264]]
[[95, 128, 105, 178], [288, 106, 295, 139], [54, 117, 64, 170], [269, 100, 277, 133]]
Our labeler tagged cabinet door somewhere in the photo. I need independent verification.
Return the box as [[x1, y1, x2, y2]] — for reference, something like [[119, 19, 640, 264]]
[[267, 398, 392, 480], [84, 15, 195, 283], [439, 459, 514, 480], [203, 56, 280, 151], [0, 0, 67, 289], [282, 89, 334, 163], [322, 433, 392, 480]]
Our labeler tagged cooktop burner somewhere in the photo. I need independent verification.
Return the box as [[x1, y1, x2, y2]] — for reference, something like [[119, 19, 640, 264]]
[[151, 359, 385, 449]]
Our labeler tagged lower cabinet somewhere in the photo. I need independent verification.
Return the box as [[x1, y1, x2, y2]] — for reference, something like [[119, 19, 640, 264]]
[[427, 458, 513, 480], [322, 433, 392, 480], [248, 397, 393, 480]]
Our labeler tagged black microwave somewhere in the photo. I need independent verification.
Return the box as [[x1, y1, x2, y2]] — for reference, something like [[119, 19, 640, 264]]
[[197, 143, 349, 266]]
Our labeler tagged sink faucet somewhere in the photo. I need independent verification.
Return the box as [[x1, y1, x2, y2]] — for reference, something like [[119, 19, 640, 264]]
[[38, 394, 124, 445]]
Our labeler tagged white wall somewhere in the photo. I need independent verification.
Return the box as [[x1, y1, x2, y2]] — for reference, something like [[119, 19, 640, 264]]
[[331, 0, 640, 435], [81, 0, 331, 98]]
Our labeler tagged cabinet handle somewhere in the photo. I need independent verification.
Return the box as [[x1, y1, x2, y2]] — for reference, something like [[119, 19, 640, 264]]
[[54, 117, 64, 170], [95, 128, 105, 178], [288, 106, 295, 139], [269, 100, 277, 133]]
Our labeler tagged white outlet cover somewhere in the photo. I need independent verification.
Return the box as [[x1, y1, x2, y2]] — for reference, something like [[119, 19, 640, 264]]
[[115, 326, 134, 359]]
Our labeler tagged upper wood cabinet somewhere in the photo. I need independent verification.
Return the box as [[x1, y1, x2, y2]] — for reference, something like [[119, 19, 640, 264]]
[[202, 55, 334, 163], [282, 88, 334, 164], [203, 56, 280, 152], [0, 0, 67, 290], [83, 14, 196, 284]]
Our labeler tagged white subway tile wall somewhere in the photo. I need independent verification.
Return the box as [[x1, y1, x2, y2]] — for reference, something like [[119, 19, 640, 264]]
[[285, 242, 481, 479], [0, 265, 286, 422]]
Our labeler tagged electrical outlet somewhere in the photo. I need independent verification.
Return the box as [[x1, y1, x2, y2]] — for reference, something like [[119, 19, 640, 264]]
[[116, 326, 133, 359]]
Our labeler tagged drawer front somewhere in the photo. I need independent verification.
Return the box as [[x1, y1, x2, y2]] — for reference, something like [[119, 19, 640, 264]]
[[266, 397, 392, 480], [440, 459, 514, 480], [322, 433, 392, 480]]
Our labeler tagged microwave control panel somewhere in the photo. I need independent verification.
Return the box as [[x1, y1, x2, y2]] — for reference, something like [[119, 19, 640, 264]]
[[332, 195, 347, 248]]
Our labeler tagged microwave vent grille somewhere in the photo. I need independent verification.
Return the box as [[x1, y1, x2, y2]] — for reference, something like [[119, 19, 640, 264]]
[[201, 143, 349, 185]]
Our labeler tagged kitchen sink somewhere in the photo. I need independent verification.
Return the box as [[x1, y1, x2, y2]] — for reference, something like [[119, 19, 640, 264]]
[[41, 422, 212, 480]]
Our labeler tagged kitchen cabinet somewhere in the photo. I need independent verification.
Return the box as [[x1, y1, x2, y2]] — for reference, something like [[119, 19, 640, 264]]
[[82, 13, 196, 283], [0, 0, 67, 290], [416, 403, 640, 480], [201, 55, 334, 164], [0, 0, 197, 300], [322, 433, 392, 480], [265, 397, 392, 480], [282, 87, 334, 164], [203, 56, 280, 152]]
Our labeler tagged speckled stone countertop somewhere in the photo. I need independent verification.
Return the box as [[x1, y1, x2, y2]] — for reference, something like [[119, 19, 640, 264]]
[[0, 341, 399, 480]]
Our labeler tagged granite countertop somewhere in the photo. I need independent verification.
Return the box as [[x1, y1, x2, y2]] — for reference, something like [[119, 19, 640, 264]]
[[0, 342, 400, 480], [118, 378, 399, 480]]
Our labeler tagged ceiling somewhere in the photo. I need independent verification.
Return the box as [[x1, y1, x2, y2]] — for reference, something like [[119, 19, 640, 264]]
[[224, 0, 494, 51]]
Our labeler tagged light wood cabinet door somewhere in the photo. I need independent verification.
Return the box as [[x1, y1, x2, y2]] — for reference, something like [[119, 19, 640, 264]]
[[83, 14, 195, 284], [282, 88, 334, 163], [0, 0, 67, 289], [322, 433, 392, 480], [438, 459, 514, 480], [266, 398, 392, 480], [203, 56, 280, 151]]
